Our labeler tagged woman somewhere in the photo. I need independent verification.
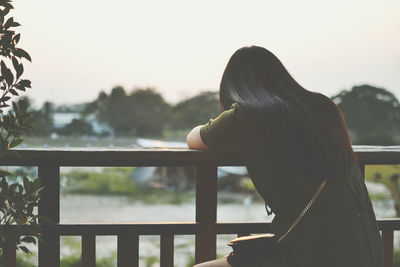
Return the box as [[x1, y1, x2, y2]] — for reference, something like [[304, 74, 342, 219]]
[[187, 46, 384, 267]]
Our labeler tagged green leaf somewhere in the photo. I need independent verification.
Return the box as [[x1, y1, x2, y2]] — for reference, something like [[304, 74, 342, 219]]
[[14, 84, 25, 91], [18, 79, 31, 88], [2, 7, 10, 18], [10, 138, 24, 148], [22, 117, 35, 126], [0, 177, 9, 189], [0, 169, 12, 176], [3, 17, 13, 29], [32, 178, 41, 192], [8, 89, 18, 96], [14, 48, 32, 62], [11, 21, 20, 27], [3, 3, 14, 10], [1, 96, 11, 102], [13, 33, 20, 44], [12, 101, 19, 115], [21, 236, 36, 244], [32, 187, 44, 198], [1, 60, 14, 86], [22, 176, 31, 194], [18, 245, 31, 254], [9, 183, 18, 192], [12, 57, 23, 79]]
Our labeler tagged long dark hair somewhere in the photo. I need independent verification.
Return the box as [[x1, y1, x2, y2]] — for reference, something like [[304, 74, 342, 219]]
[[220, 46, 356, 183]]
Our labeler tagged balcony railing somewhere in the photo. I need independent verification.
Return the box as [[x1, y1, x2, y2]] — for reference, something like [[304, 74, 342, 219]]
[[1, 146, 400, 267]]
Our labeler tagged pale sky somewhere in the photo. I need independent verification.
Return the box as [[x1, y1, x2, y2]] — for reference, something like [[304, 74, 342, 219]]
[[12, 0, 400, 107]]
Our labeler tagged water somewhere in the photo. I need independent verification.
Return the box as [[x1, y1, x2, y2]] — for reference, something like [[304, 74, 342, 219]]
[[59, 194, 270, 266], [57, 187, 396, 267], [60, 194, 270, 223]]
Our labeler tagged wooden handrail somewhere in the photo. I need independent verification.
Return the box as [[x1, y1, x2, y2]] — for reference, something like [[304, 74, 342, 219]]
[[1, 146, 400, 267], [0, 146, 399, 166], [3, 219, 400, 235]]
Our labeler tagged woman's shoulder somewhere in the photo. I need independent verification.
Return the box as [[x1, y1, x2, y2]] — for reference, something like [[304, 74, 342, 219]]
[[199, 102, 256, 153], [211, 102, 251, 127], [228, 102, 248, 117]]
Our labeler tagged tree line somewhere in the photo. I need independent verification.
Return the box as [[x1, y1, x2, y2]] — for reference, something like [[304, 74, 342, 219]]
[[23, 84, 400, 145], [24, 87, 221, 138]]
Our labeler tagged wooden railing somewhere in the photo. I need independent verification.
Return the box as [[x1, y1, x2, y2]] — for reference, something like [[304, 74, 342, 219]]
[[1, 146, 400, 267]]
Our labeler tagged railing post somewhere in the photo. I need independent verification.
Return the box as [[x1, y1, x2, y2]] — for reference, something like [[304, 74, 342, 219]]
[[382, 230, 394, 267], [359, 163, 365, 180], [195, 162, 218, 264], [160, 234, 174, 267], [82, 234, 96, 267], [117, 233, 139, 267], [38, 164, 60, 267], [3, 247, 16, 267]]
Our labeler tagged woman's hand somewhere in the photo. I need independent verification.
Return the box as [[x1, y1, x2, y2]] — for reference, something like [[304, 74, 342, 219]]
[[186, 125, 210, 150]]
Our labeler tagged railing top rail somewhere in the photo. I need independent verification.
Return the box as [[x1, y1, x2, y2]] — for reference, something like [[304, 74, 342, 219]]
[[1, 146, 400, 166], [5, 219, 400, 235]]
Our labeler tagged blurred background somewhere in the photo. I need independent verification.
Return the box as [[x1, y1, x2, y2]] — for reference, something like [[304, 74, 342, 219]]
[[1, 0, 400, 266]]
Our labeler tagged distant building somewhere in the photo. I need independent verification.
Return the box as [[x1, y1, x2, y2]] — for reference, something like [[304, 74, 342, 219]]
[[85, 114, 114, 136], [53, 112, 80, 129], [52, 112, 114, 136]]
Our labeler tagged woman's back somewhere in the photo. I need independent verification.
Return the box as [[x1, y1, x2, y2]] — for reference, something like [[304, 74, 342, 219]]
[[200, 97, 384, 266], [272, 165, 384, 267], [189, 46, 384, 266], [250, 93, 384, 266]]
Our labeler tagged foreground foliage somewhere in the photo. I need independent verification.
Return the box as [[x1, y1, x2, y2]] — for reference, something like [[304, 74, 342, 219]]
[[0, 0, 41, 262], [0, 176, 42, 253]]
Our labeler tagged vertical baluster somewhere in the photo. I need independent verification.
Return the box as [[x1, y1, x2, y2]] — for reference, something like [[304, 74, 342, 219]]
[[3, 247, 16, 267], [359, 163, 365, 180], [195, 162, 218, 264], [382, 230, 394, 267], [82, 234, 96, 267], [38, 164, 60, 267], [118, 233, 139, 267], [160, 234, 174, 267]]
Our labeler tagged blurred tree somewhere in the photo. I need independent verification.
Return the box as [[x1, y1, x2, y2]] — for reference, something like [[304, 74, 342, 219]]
[[332, 85, 400, 145], [128, 88, 171, 136], [82, 91, 108, 117], [355, 131, 396, 146], [84, 87, 170, 136], [171, 91, 220, 130], [101, 86, 131, 135], [58, 119, 93, 136], [29, 101, 54, 136]]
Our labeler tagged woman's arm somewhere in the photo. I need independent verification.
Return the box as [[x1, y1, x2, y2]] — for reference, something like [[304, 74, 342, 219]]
[[186, 125, 210, 150]]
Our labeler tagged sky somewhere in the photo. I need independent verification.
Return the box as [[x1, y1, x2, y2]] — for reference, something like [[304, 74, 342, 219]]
[[11, 0, 400, 107]]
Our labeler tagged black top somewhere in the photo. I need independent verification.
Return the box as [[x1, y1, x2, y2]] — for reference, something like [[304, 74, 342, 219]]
[[200, 103, 384, 267]]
